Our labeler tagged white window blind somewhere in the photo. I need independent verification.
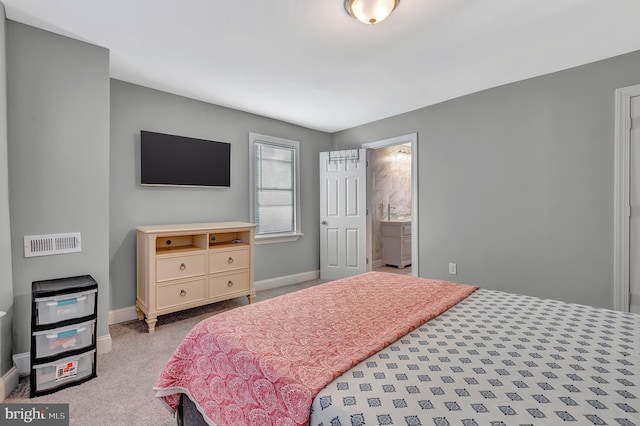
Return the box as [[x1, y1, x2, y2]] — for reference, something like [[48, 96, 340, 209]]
[[249, 133, 301, 242]]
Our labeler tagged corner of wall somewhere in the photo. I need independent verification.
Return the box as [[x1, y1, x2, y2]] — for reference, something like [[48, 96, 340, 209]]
[[0, 0, 15, 380]]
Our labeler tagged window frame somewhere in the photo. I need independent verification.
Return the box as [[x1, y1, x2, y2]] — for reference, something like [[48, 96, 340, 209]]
[[249, 133, 303, 244]]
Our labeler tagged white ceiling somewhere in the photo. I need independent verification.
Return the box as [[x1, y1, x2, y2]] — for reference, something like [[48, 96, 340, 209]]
[[4, 0, 640, 133]]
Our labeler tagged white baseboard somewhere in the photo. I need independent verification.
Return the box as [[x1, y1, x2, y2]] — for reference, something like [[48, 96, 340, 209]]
[[0, 366, 18, 402], [109, 306, 138, 325], [372, 259, 383, 268], [12, 353, 29, 377], [108, 270, 321, 326], [254, 270, 320, 291], [97, 333, 112, 354]]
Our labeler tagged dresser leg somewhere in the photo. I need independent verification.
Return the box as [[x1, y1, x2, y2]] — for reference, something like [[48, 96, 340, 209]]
[[146, 316, 158, 333], [247, 293, 256, 304]]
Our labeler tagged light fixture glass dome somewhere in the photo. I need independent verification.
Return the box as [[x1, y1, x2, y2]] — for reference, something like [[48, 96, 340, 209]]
[[344, 0, 400, 25]]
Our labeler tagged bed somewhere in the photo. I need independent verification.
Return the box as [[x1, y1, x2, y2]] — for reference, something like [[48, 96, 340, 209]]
[[154, 272, 640, 425]]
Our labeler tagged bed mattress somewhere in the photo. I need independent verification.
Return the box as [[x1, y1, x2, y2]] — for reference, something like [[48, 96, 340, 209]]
[[310, 289, 639, 425]]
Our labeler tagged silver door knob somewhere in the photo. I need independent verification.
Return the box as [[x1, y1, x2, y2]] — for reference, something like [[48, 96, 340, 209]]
[[321, 220, 328, 225]]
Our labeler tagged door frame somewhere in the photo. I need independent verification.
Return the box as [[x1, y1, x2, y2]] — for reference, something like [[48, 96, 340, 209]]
[[362, 133, 419, 277], [614, 84, 640, 312]]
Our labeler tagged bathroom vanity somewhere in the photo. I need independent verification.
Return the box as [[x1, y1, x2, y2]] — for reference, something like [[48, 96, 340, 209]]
[[381, 220, 411, 268]]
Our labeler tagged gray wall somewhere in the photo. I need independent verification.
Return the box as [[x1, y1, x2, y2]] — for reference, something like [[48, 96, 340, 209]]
[[7, 22, 110, 354], [110, 80, 331, 311], [0, 4, 13, 376], [334, 50, 640, 310]]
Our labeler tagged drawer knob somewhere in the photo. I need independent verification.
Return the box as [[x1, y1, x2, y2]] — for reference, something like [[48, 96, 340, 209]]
[[179, 263, 186, 271], [180, 289, 186, 297], [228, 257, 234, 264], [227, 280, 233, 287]]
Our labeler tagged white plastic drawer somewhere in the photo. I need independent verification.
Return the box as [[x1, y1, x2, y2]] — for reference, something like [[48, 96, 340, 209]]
[[32, 320, 95, 359], [34, 289, 97, 326], [33, 350, 95, 392]]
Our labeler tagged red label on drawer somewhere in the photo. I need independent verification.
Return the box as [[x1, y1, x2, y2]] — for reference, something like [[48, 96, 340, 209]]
[[55, 361, 78, 381]]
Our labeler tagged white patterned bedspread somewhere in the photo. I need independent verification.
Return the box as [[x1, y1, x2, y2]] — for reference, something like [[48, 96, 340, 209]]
[[310, 289, 639, 426]]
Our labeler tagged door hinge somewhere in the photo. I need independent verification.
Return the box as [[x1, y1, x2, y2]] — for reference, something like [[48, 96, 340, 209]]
[[366, 257, 369, 265]]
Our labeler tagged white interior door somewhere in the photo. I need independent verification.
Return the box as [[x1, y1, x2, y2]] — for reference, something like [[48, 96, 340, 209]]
[[630, 95, 640, 314], [319, 149, 367, 280]]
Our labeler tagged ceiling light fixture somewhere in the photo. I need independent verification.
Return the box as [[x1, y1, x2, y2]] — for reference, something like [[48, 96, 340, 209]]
[[344, 0, 400, 25]]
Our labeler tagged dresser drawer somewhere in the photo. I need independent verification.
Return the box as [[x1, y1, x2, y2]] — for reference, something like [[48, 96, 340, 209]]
[[32, 320, 95, 360], [209, 270, 250, 296], [156, 253, 206, 282], [156, 277, 207, 310], [210, 248, 249, 273]]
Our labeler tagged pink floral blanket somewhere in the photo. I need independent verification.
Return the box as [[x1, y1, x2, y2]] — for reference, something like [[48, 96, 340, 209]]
[[155, 272, 478, 425]]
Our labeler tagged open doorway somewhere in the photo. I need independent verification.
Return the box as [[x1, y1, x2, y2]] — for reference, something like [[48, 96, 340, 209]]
[[614, 84, 640, 313], [362, 133, 419, 277]]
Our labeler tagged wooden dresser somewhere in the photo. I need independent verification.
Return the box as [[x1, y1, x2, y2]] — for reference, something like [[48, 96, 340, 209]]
[[136, 222, 256, 332]]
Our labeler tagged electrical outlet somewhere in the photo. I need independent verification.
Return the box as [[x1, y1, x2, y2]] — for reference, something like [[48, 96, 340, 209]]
[[448, 263, 457, 275]]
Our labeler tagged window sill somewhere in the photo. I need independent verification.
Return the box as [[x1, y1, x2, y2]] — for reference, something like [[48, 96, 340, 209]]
[[255, 233, 303, 245]]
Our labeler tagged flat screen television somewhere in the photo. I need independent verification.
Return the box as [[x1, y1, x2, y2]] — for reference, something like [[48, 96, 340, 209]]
[[141, 130, 231, 188]]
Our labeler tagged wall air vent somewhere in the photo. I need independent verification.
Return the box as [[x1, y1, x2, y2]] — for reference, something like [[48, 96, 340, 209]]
[[24, 232, 81, 258]]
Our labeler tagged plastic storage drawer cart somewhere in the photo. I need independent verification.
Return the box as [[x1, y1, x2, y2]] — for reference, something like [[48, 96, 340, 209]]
[[30, 275, 98, 397]]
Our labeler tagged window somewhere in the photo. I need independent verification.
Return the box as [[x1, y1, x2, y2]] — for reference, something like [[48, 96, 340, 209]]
[[249, 133, 302, 244]]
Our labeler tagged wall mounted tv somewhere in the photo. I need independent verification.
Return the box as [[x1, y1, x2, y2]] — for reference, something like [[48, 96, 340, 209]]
[[141, 130, 231, 188]]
